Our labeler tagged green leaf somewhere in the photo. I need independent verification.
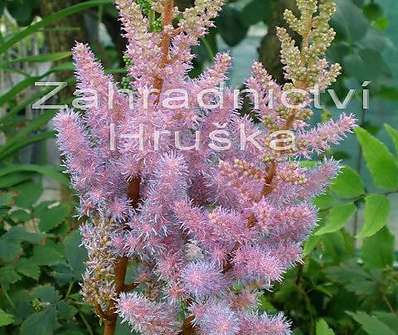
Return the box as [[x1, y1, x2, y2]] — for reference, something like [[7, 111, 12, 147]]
[[363, 3, 384, 21], [355, 127, 398, 191], [32, 285, 61, 304], [326, 261, 377, 295], [7, 0, 37, 26], [240, 0, 272, 27], [0, 308, 15, 327], [0, 266, 22, 286], [314, 191, 340, 210], [0, 76, 40, 107], [0, 111, 56, 160], [64, 230, 87, 279], [333, 0, 369, 42], [31, 243, 64, 266], [373, 312, 398, 333], [35, 202, 70, 233], [330, 166, 365, 199], [321, 230, 355, 263], [362, 227, 394, 269], [20, 307, 57, 335], [357, 194, 390, 238], [303, 234, 321, 256], [347, 311, 395, 335], [0, 239, 22, 262], [344, 48, 391, 82], [3, 226, 44, 244], [16, 258, 40, 280], [316, 319, 335, 335], [0, 172, 35, 188], [9, 209, 31, 222], [0, 0, 112, 54], [0, 131, 56, 160], [216, 6, 248, 47], [0, 164, 69, 186], [315, 203, 357, 235], [12, 182, 43, 208], [57, 301, 78, 320], [385, 124, 398, 155], [3, 52, 72, 66]]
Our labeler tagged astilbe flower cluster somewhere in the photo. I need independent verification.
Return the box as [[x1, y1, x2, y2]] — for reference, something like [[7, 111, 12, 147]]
[[54, 0, 356, 334]]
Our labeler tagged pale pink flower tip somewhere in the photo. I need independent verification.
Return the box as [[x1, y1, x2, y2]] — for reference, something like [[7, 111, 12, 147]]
[[182, 261, 227, 299]]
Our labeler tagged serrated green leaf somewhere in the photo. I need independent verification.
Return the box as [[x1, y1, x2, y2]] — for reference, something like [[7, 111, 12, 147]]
[[321, 230, 355, 263], [362, 227, 394, 269], [0, 239, 22, 262], [326, 261, 377, 295], [16, 258, 40, 280], [315, 203, 357, 235], [385, 124, 398, 155], [31, 243, 64, 266], [64, 230, 87, 279], [347, 311, 395, 335], [3, 226, 44, 244], [355, 127, 398, 190], [35, 202, 70, 232], [330, 166, 365, 199], [57, 301, 78, 320], [9, 209, 31, 222], [0, 308, 15, 327], [32, 285, 61, 304], [20, 306, 57, 335], [357, 194, 390, 238], [0, 266, 22, 286], [316, 319, 335, 335]]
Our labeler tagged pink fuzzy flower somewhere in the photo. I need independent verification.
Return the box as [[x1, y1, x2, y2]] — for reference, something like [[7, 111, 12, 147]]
[[233, 245, 284, 284], [192, 300, 240, 335], [117, 292, 179, 335], [239, 312, 291, 335], [182, 261, 227, 299]]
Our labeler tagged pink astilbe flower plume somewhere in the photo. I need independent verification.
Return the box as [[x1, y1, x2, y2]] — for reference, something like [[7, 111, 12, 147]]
[[181, 261, 227, 299], [118, 292, 179, 335], [192, 300, 240, 335], [53, 0, 356, 334], [239, 312, 291, 335]]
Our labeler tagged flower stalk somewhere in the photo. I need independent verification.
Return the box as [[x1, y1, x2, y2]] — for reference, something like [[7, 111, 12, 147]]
[[53, 1, 356, 334]]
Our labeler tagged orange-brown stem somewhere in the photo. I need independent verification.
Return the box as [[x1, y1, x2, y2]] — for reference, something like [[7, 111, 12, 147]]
[[180, 315, 197, 335], [102, 257, 129, 335], [102, 2, 175, 334], [154, 0, 174, 92], [102, 176, 141, 335]]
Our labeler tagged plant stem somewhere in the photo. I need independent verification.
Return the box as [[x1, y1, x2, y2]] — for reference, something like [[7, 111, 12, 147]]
[[101, 0, 175, 332], [102, 177, 141, 335]]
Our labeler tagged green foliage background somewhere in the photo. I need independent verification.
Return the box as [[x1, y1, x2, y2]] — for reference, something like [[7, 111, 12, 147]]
[[0, 0, 397, 334]]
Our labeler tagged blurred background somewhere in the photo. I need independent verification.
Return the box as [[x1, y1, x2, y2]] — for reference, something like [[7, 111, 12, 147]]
[[0, 0, 397, 334]]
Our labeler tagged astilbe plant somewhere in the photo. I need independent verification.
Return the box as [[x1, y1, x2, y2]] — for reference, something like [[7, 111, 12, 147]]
[[54, 0, 356, 334]]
